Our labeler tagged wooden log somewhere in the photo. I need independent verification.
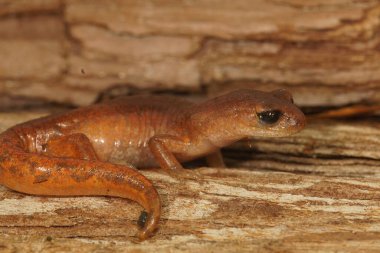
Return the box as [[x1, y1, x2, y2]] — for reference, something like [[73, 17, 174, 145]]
[[0, 111, 379, 252], [226, 152, 380, 178], [65, 0, 379, 40], [1, 0, 380, 107], [208, 82, 380, 108], [0, 0, 60, 16], [227, 118, 380, 177], [0, 167, 379, 252], [232, 118, 380, 160]]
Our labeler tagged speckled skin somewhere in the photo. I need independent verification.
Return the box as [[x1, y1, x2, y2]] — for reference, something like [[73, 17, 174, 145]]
[[0, 89, 306, 240]]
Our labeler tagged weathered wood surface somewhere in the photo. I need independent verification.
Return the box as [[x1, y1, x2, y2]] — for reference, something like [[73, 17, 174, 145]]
[[0, 112, 380, 252], [238, 119, 380, 160], [1, 170, 379, 253], [1, 0, 380, 107], [228, 118, 380, 177]]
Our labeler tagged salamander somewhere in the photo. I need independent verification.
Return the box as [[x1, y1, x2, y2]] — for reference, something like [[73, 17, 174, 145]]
[[0, 89, 306, 240]]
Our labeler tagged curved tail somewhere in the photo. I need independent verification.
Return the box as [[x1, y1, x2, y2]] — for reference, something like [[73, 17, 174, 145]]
[[0, 129, 160, 240]]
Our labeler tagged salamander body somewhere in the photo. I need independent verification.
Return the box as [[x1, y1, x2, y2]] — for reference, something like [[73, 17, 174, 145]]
[[0, 89, 306, 239]]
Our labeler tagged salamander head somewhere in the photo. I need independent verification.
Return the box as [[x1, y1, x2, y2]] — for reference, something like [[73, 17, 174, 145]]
[[243, 89, 306, 137], [189, 89, 306, 142]]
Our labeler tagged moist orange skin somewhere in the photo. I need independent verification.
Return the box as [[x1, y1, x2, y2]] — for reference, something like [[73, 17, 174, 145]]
[[0, 89, 306, 240]]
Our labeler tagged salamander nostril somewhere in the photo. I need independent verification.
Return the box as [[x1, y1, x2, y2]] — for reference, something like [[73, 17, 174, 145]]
[[257, 110, 282, 125]]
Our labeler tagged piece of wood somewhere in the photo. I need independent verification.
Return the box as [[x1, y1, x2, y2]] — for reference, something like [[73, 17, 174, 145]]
[[0, 0, 60, 16], [232, 118, 380, 160], [227, 118, 380, 178], [227, 152, 380, 178], [0, 111, 379, 252], [1, 0, 380, 107], [208, 83, 380, 108], [0, 168, 379, 253]]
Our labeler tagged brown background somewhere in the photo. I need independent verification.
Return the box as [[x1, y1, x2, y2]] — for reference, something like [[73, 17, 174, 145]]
[[1, 0, 380, 107], [0, 1, 380, 252]]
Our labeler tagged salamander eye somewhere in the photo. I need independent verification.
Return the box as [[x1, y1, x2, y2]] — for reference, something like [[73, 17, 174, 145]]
[[257, 110, 282, 125]]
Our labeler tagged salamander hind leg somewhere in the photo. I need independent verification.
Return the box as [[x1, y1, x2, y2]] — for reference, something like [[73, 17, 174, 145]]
[[44, 133, 99, 160], [0, 138, 161, 240]]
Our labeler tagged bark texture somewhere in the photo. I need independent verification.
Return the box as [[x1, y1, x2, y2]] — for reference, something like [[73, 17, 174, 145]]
[[0, 0, 380, 106], [1, 1, 380, 252], [0, 111, 380, 253]]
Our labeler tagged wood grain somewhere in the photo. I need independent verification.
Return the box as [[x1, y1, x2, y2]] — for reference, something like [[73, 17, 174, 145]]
[[1, 0, 380, 107], [233, 118, 380, 160], [1, 1, 379, 251], [1, 169, 379, 253], [0, 111, 379, 252]]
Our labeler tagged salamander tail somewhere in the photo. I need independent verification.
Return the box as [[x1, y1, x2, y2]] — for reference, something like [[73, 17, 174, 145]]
[[0, 129, 161, 240]]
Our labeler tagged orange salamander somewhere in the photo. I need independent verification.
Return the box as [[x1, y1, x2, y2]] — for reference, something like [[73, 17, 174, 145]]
[[0, 89, 306, 240]]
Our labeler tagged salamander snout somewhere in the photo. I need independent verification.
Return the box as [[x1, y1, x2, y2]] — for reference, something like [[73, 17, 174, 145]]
[[281, 106, 306, 134]]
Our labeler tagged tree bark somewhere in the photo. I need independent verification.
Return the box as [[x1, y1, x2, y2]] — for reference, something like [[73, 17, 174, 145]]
[[0, 0, 379, 107], [0, 111, 379, 252], [1, 1, 380, 251]]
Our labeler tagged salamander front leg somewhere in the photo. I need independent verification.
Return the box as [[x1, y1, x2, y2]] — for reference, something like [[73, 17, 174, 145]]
[[148, 135, 200, 179], [148, 135, 185, 171]]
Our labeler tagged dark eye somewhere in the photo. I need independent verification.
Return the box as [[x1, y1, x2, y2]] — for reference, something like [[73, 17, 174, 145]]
[[257, 110, 282, 125]]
